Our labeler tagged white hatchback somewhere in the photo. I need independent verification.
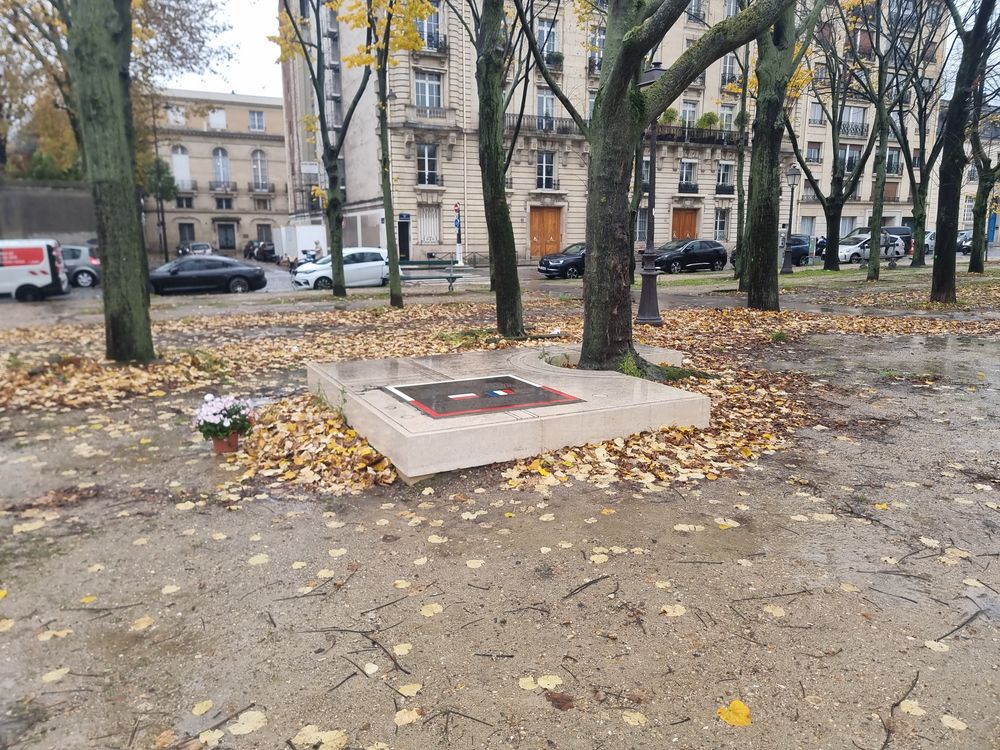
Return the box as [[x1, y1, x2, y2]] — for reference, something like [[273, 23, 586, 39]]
[[293, 247, 389, 289], [838, 232, 905, 264]]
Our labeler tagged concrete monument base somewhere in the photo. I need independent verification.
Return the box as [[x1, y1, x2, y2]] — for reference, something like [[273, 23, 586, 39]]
[[307, 345, 710, 480]]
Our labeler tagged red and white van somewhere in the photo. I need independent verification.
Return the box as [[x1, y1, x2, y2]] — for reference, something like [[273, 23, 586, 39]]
[[0, 239, 70, 301]]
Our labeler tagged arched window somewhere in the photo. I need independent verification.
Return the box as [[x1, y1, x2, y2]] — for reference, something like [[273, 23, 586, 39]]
[[212, 147, 230, 184], [251, 150, 268, 189]]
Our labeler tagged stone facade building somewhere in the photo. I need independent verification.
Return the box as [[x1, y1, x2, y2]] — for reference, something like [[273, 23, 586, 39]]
[[145, 89, 288, 254], [281, 0, 946, 262]]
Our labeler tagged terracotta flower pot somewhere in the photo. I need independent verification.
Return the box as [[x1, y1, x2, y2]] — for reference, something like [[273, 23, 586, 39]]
[[212, 432, 240, 455]]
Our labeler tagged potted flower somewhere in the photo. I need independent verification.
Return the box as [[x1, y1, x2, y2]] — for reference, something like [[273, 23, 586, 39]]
[[194, 395, 254, 454]]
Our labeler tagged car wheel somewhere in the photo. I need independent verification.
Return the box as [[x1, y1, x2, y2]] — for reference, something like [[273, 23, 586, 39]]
[[381, 277, 389, 287], [711, 259, 725, 271], [314, 276, 333, 290], [74, 270, 97, 288], [849, 253, 861, 264], [565, 266, 581, 279], [15, 285, 41, 302], [668, 260, 682, 274], [795, 255, 808, 267], [229, 277, 250, 293]]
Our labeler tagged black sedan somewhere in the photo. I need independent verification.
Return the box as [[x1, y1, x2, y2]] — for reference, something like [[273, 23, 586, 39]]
[[150, 256, 267, 295], [655, 239, 728, 274], [730, 234, 812, 267], [537, 243, 586, 278]]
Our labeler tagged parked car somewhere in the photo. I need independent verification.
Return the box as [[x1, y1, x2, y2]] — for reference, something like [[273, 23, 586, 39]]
[[150, 256, 267, 294], [731, 234, 813, 268], [923, 229, 971, 255], [837, 231, 905, 263], [883, 225, 913, 255], [655, 238, 728, 274], [292, 248, 388, 290], [0, 239, 70, 301], [537, 243, 586, 279], [177, 241, 214, 256], [958, 229, 973, 255], [61, 244, 102, 288]]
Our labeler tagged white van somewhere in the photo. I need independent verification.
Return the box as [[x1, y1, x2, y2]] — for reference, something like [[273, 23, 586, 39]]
[[0, 239, 70, 301]]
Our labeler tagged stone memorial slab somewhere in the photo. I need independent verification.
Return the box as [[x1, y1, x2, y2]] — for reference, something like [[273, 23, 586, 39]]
[[307, 345, 710, 482], [384, 375, 583, 418]]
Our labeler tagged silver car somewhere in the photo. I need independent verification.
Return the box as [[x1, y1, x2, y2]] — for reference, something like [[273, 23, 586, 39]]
[[60, 245, 102, 287]]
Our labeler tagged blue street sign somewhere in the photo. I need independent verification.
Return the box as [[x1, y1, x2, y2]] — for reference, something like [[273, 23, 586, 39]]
[[454, 217, 461, 228]]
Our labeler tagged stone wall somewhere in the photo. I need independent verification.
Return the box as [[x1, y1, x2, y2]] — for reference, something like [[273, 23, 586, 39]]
[[0, 181, 96, 244]]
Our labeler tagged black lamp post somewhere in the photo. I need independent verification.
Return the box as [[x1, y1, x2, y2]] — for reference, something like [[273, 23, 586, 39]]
[[636, 63, 664, 326], [781, 164, 800, 274]]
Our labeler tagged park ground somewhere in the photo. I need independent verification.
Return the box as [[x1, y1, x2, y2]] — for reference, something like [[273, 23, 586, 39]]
[[1, 263, 999, 750]]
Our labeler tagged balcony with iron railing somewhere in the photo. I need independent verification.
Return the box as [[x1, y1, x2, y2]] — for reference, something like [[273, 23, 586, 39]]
[[678, 182, 699, 194], [404, 105, 458, 127], [801, 193, 822, 202], [209, 181, 237, 193], [544, 51, 564, 71], [505, 176, 513, 189], [840, 121, 869, 138], [838, 157, 861, 172], [249, 181, 276, 194], [175, 179, 197, 193], [805, 154, 823, 164], [886, 160, 902, 175], [808, 116, 825, 126], [504, 112, 583, 136], [686, 7, 706, 22], [588, 56, 602, 76], [418, 32, 449, 55], [535, 178, 561, 191], [715, 183, 735, 195], [417, 173, 444, 187], [653, 124, 747, 146]]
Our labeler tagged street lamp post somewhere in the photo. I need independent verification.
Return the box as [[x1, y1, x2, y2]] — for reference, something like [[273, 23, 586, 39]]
[[781, 164, 800, 275], [636, 64, 664, 326]]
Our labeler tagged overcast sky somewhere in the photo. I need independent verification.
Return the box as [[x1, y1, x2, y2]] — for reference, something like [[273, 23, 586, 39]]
[[167, 0, 283, 98]]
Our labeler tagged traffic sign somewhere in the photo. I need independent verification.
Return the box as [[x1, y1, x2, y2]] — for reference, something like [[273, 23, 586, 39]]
[[454, 202, 461, 213], [454, 217, 461, 229]]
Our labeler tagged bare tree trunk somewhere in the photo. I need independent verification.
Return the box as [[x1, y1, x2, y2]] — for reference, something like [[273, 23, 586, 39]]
[[476, 0, 523, 337], [744, 4, 796, 312], [67, 0, 154, 363], [823, 200, 843, 270], [376, 63, 403, 308], [579, 104, 643, 369], [968, 173, 994, 274], [931, 0, 996, 302], [910, 190, 928, 267], [734, 53, 750, 290], [325, 164, 348, 296]]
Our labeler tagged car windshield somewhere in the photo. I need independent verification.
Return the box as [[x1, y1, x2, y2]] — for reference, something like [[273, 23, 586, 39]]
[[657, 240, 690, 252], [560, 243, 585, 256]]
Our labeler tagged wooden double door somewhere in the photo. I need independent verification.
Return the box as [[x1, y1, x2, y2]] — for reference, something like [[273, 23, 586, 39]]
[[672, 208, 699, 240], [530, 207, 562, 257]]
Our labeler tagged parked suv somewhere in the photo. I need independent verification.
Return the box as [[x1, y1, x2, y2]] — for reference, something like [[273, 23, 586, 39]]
[[654, 238, 727, 274], [60, 244, 102, 287], [883, 226, 913, 255]]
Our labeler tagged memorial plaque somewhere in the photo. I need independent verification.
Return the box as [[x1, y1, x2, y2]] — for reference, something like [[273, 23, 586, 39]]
[[385, 374, 583, 418]]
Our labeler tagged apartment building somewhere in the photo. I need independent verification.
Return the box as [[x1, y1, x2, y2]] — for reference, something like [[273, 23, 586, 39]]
[[282, 0, 944, 261], [145, 89, 288, 253]]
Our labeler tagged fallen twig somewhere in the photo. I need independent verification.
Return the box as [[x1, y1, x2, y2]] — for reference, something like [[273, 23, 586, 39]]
[[563, 575, 612, 599]]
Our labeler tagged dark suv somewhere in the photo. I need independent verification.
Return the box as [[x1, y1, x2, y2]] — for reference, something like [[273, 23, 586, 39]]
[[654, 239, 728, 273], [537, 243, 587, 278]]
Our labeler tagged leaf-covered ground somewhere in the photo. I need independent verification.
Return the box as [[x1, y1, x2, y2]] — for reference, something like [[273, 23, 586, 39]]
[[1, 294, 999, 749]]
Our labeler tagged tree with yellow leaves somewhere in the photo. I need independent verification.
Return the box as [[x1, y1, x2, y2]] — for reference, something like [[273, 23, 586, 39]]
[[0, 0, 228, 168], [272, 0, 376, 298]]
